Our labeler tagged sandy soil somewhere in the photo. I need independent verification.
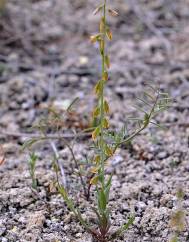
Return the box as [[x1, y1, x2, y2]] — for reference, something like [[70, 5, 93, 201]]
[[0, 0, 189, 241]]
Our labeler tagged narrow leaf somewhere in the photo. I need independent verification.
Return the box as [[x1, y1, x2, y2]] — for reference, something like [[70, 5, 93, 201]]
[[92, 126, 100, 140], [98, 189, 107, 211], [67, 97, 79, 112], [90, 175, 99, 185], [150, 121, 166, 130], [93, 4, 103, 15], [111, 215, 135, 239], [108, 9, 119, 17]]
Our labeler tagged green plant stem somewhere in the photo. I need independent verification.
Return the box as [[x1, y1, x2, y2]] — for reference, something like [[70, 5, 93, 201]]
[[99, 0, 107, 190], [114, 91, 160, 151], [114, 124, 146, 150], [110, 215, 135, 240], [54, 135, 88, 198], [66, 143, 88, 198]]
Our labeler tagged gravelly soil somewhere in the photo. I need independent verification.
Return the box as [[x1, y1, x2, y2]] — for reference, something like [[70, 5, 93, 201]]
[[0, 1, 189, 242]]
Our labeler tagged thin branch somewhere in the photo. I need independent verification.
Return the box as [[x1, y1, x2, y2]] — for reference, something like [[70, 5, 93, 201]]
[[0, 130, 91, 139], [66, 143, 88, 199], [49, 140, 67, 188]]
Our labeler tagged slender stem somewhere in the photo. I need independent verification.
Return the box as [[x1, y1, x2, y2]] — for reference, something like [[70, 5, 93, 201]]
[[113, 94, 160, 152], [99, 0, 107, 189], [49, 140, 67, 188], [66, 144, 88, 198], [42, 130, 88, 198], [114, 125, 146, 150]]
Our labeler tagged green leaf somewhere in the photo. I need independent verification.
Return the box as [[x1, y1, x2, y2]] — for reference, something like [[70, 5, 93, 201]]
[[100, 210, 110, 232], [132, 105, 148, 115], [27, 152, 38, 189], [111, 215, 135, 239], [144, 91, 155, 101], [170, 235, 179, 242], [150, 121, 166, 130], [58, 186, 68, 200], [98, 189, 107, 211], [143, 113, 150, 127], [66, 97, 79, 112], [120, 216, 135, 231], [93, 4, 103, 15], [105, 175, 112, 201], [58, 185, 91, 232], [28, 152, 37, 170], [22, 138, 39, 150], [136, 97, 153, 108]]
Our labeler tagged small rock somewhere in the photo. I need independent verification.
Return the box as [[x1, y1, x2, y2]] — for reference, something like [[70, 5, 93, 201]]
[[157, 151, 168, 160], [160, 194, 174, 208], [0, 225, 6, 236], [28, 211, 46, 229], [1, 238, 8, 242], [137, 201, 147, 211]]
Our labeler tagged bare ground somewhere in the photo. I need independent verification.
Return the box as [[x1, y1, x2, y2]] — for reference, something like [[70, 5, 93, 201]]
[[0, 1, 189, 242]]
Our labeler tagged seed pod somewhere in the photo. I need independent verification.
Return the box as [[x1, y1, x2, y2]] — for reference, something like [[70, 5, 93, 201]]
[[105, 55, 110, 68], [103, 118, 109, 129], [93, 155, 101, 164], [103, 71, 108, 81], [108, 9, 119, 17], [100, 40, 105, 54], [99, 17, 105, 33], [92, 126, 100, 140], [90, 175, 99, 185], [104, 100, 110, 113], [93, 106, 100, 117], [105, 145, 113, 156], [94, 80, 102, 95], [0, 145, 5, 166], [106, 28, 113, 40], [90, 35, 98, 43], [90, 34, 101, 43], [90, 166, 99, 174]]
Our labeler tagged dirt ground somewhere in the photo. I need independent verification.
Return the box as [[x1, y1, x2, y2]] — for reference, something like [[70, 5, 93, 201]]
[[0, 0, 189, 241]]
